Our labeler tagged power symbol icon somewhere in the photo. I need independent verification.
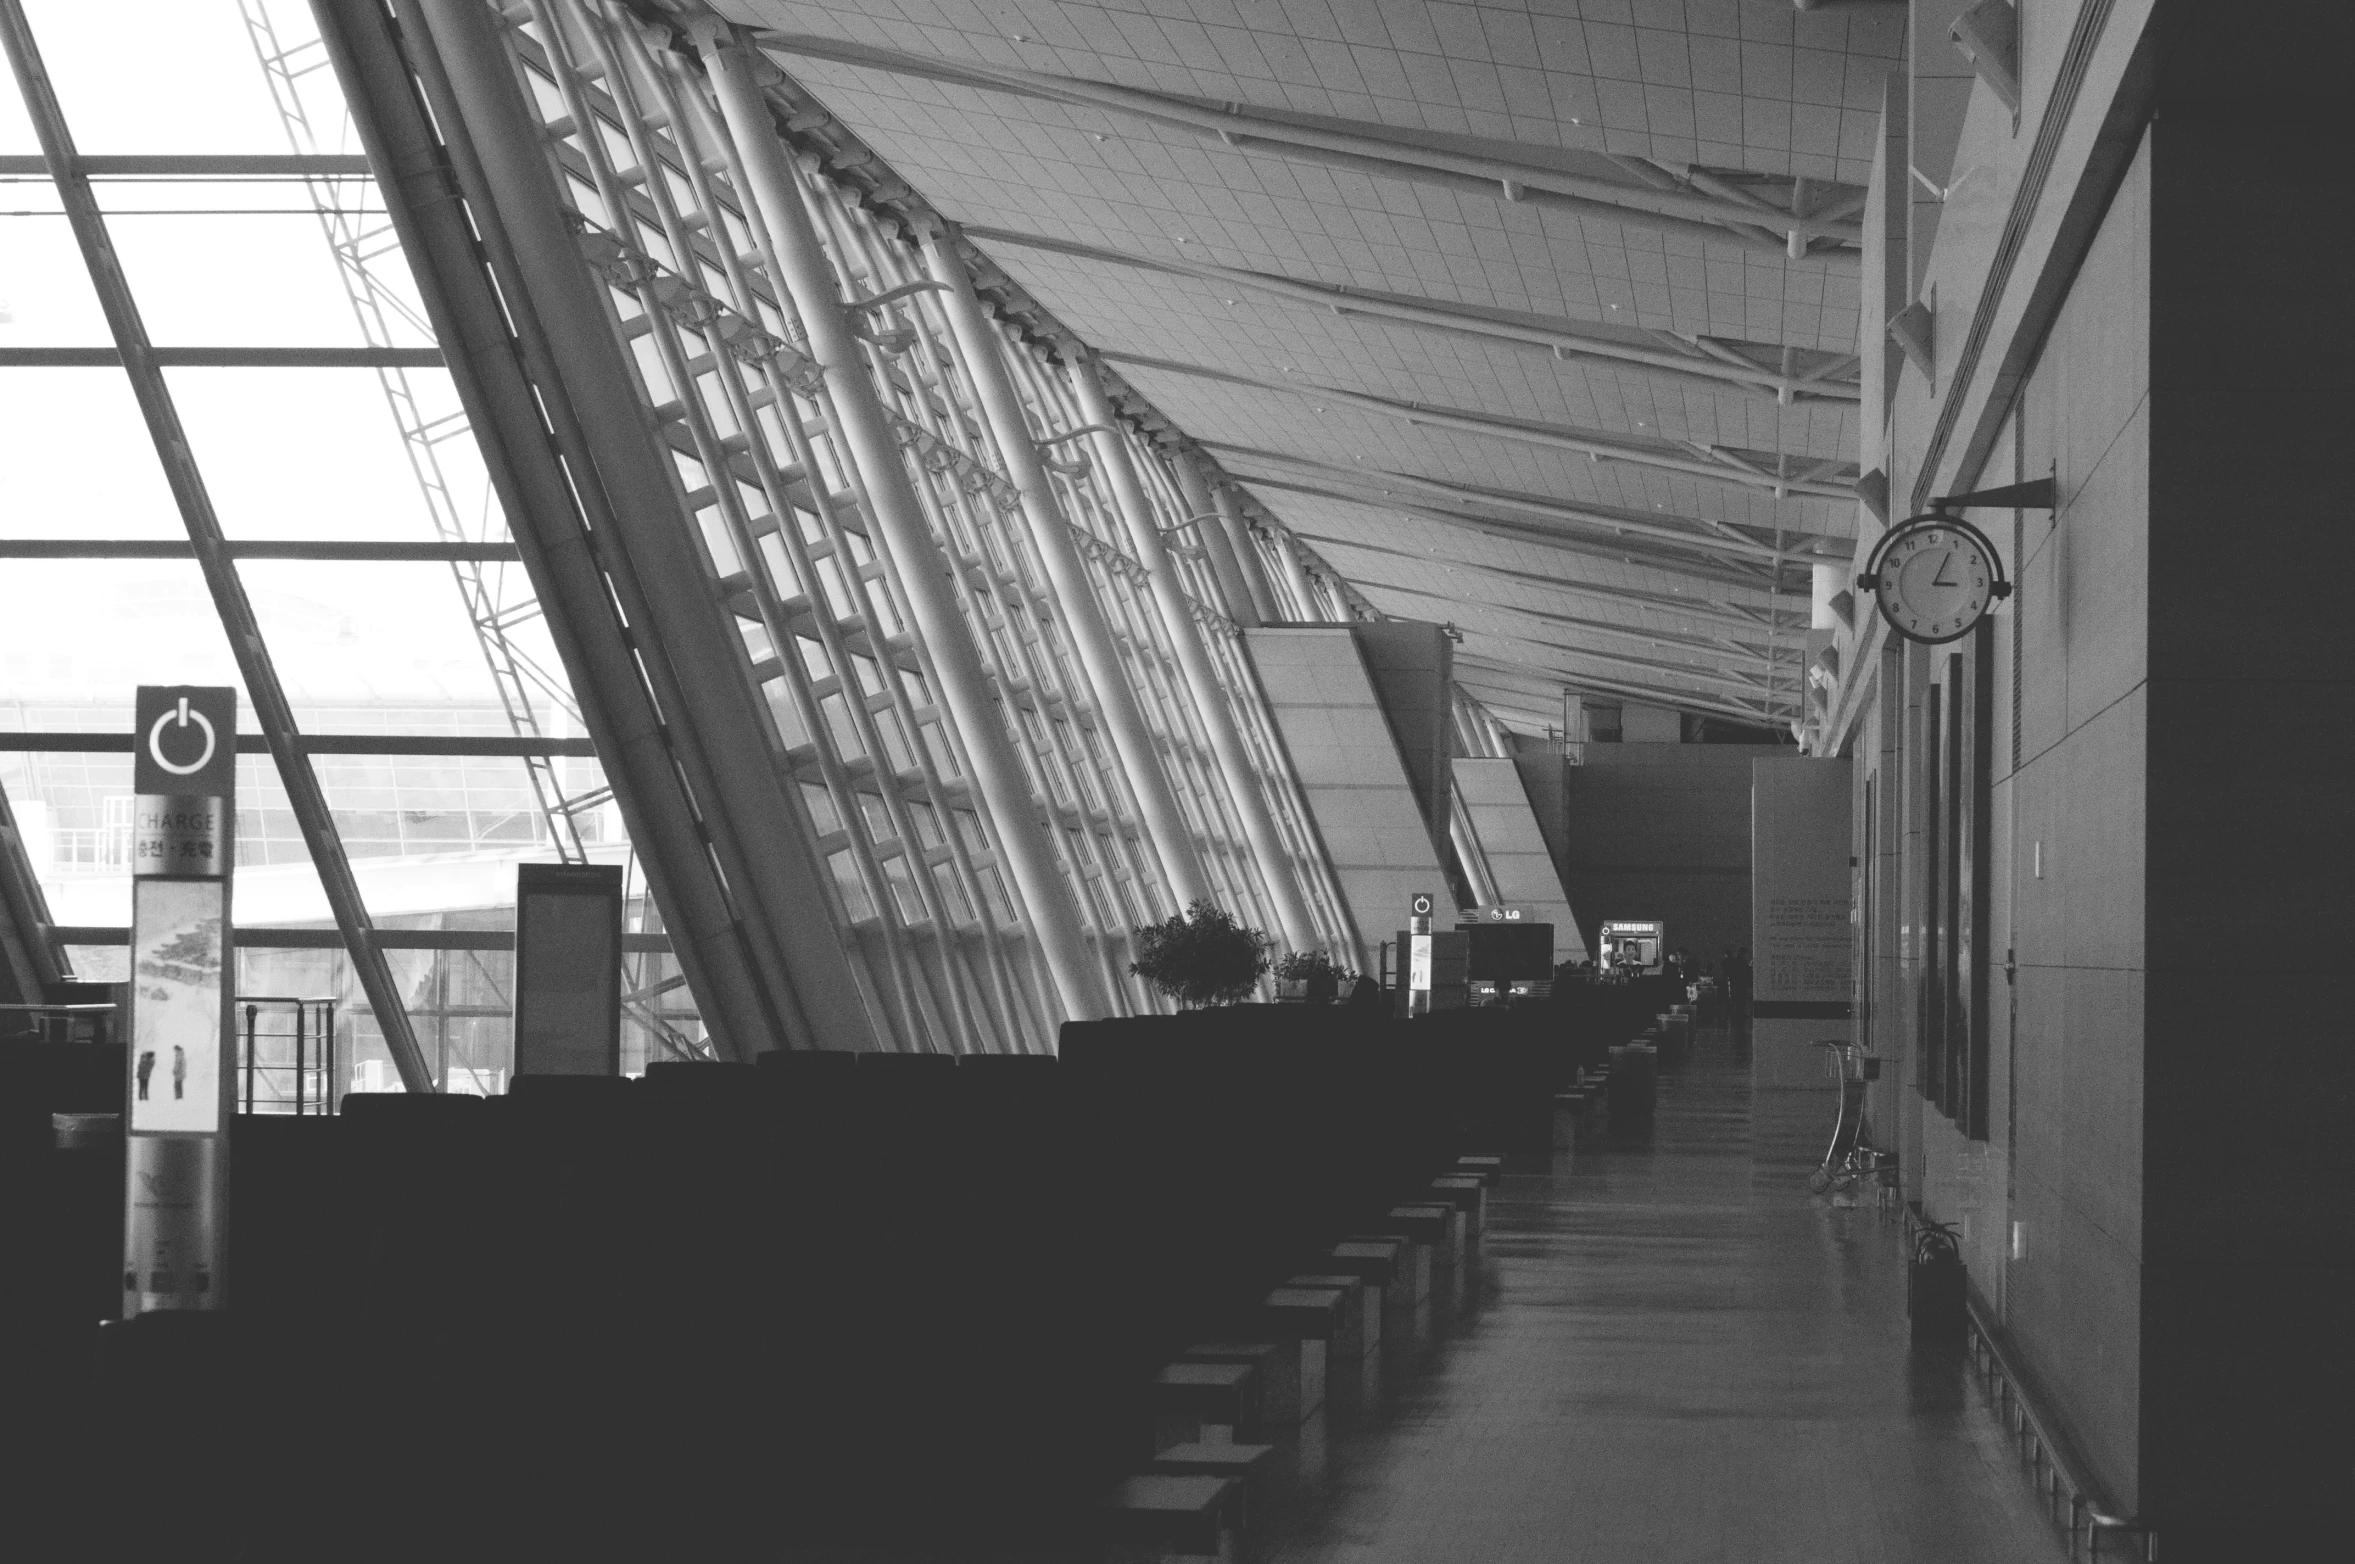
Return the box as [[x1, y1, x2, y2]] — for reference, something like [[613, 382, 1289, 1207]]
[[147, 697, 217, 777]]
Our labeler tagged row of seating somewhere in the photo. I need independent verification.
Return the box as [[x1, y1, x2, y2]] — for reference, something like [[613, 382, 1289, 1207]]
[[7, 1003, 1599, 1558]]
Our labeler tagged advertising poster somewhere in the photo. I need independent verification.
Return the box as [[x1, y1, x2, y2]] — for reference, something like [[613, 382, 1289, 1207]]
[[128, 878, 226, 1136]]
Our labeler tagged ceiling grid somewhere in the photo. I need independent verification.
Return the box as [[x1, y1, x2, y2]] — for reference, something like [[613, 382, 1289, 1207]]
[[711, 0, 1899, 724]]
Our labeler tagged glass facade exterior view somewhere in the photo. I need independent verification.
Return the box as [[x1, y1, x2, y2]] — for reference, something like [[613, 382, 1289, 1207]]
[[0, 0, 1359, 1070]]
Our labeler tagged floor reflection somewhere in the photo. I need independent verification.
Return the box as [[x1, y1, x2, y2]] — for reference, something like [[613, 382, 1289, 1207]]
[[1235, 1037, 2071, 1564]]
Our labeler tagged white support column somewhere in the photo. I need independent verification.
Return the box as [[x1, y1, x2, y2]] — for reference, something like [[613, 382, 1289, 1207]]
[[1273, 527, 1320, 622], [918, 228, 1213, 913], [1212, 483, 1282, 625], [698, 27, 1108, 1025], [1067, 355, 1321, 954], [1171, 449, 1259, 629]]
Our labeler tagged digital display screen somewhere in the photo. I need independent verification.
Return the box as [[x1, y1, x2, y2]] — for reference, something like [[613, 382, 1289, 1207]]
[[1464, 923, 1554, 980], [128, 878, 226, 1135], [1598, 920, 1665, 974]]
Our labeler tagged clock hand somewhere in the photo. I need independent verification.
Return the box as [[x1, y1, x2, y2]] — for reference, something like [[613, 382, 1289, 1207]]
[[1931, 549, 1960, 586]]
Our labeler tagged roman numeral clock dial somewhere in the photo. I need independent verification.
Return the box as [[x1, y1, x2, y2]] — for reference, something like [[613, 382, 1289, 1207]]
[[1859, 511, 2011, 644]]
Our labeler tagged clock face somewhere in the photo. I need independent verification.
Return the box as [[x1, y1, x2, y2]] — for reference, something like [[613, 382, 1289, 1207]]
[[1872, 520, 1998, 643]]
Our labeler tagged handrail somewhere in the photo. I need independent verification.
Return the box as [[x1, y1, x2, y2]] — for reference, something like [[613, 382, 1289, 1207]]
[[1961, 1291, 2155, 1560]]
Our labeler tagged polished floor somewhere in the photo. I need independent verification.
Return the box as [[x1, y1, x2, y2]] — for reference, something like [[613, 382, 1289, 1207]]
[[806, 1036, 2069, 1564], [1246, 1037, 2069, 1564]]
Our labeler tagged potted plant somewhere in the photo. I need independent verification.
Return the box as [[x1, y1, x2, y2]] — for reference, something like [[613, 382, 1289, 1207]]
[[1128, 900, 1273, 1009], [1273, 949, 1356, 1005]]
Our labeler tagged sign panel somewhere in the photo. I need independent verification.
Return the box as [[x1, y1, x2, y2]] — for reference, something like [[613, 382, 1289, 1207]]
[[1752, 765, 1855, 1005], [123, 685, 237, 1316], [133, 686, 238, 799], [131, 794, 228, 878], [512, 863, 624, 1078], [1407, 933, 1433, 991], [1751, 757, 1855, 1089]]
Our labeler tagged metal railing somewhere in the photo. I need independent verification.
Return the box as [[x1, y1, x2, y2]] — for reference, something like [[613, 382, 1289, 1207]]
[[237, 996, 337, 1116], [0, 1000, 115, 1046], [1963, 1297, 2155, 1560]]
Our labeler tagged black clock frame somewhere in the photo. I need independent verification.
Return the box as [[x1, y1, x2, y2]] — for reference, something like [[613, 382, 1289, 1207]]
[[1856, 510, 2013, 645]]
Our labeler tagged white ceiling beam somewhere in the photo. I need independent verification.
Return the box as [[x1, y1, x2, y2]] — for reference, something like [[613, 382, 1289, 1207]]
[[1295, 530, 1806, 633], [1108, 351, 1856, 501], [753, 33, 1863, 264], [966, 227, 1858, 404], [1212, 444, 1847, 566], [1365, 578, 1793, 662], [1234, 472, 1785, 593], [1447, 622, 1800, 704], [1454, 659, 1787, 725]]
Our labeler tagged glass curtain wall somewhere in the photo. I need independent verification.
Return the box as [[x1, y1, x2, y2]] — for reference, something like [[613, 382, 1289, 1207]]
[[496, 0, 1352, 1040], [0, 0, 699, 1087], [2, 0, 1355, 1066]]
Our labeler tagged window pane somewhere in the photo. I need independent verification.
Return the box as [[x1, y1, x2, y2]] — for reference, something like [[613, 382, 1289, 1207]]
[[168, 368, 495, 540], [20, 0, 345, 156], [0, 561, 254, 702], [109, 208, 408, 348], [0, 369, 183, 538], [237, 560, 555, 711], [0, 188, 113, 345]]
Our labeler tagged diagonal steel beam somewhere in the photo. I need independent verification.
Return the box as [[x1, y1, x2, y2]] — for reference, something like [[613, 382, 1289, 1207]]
[[1107, 352, 1856, 500], [1, 0, 433, 1091], [753, 33, 1861, 262], [966, 226, 1858, 403]]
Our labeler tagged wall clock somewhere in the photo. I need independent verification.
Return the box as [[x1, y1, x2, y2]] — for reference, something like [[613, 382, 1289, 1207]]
[[1858, 511, 2011, 644]]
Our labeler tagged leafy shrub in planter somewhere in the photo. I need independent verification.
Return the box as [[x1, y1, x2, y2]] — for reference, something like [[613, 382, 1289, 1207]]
[[1273, 949, 1359, 1004], [1129, 900, 1273, 1009]]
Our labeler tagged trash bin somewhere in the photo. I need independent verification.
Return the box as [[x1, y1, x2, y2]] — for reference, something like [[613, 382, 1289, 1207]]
[[1909, 1221, 1967, 1341]]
